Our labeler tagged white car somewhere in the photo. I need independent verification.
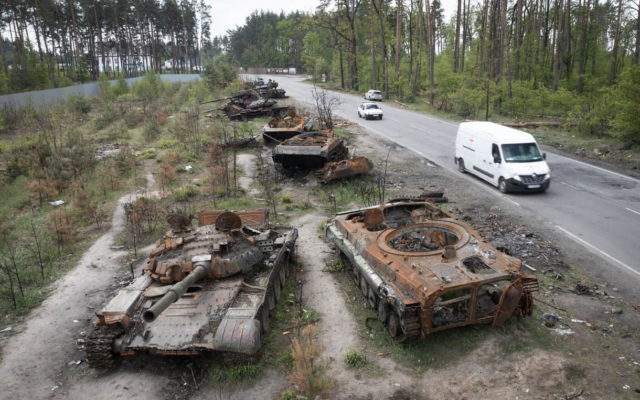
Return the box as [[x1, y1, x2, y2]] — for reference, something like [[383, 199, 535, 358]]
[[364, 89, 383, 101], [358, 102, 383, 120]]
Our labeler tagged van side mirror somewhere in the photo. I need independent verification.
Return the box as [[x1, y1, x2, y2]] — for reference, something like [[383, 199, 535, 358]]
[[543, 153, 547, 160], [493, 156, 501, 164]]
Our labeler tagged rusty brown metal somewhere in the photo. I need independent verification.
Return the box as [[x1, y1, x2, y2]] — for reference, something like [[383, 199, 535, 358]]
[[325, 198, 538, 341], [263, 110, 309, 144], [85, 209, 297, 368], [272, 130, 348, 169], [198, 209, 269, 228], [316, 156, 374, 183]]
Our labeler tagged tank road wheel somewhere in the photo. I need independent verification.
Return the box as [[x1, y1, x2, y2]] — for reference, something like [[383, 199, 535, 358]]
[[360, 276, 368, 298], [85, 324, 124, 369], [457, 158, 465, 173], [267, 285, 276, 313], [367, 287, 378, 309], [260, 306, 270, 334], [387, 312, 401, 338], [377, 300, 389, 325], [339, 252, 352, 271], [279, 267, 286, 288], [274, 279, 282, 302]]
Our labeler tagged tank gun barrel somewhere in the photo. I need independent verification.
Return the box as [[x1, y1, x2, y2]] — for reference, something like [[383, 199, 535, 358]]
[[143, 264, 208, 322], [200, 97, 229, 105]]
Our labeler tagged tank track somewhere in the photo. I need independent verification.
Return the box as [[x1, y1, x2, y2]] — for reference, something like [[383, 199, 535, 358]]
[[85, 324, 124, 368], [398, 307, 421, 342], [342, 252, 422, 342]]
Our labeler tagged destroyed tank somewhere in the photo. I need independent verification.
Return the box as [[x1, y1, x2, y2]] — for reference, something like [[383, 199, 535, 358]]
[[85, 209, 297, 368], [316, 156, 374, 183], [263, 110, 313, 144], [272, 130, 348, 169], [325, 197, 538, 341]]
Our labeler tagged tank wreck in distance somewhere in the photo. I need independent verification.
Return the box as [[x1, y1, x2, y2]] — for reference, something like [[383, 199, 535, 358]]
[[325, 197, 538, 340]]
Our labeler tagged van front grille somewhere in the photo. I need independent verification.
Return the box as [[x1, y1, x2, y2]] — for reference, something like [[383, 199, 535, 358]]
[[519, 174, 545, 184]]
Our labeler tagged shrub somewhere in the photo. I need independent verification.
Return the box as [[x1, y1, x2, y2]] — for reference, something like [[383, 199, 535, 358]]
[[344, 349, 368, 368], [174, 184, 199, 201], [124, 109, 144, 128], [137, 149, 157, 160], [611, 66, 640, 144], [68, 95, 92, 114], [94, 106, 120, 130], [143, 124, 161, 141]]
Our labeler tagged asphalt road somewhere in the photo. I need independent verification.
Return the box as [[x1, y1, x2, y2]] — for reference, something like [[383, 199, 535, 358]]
[[257, 74, 640, 283]]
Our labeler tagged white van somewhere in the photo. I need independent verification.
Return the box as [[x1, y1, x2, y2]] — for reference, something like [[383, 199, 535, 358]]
[[454, 121, 550, 193]]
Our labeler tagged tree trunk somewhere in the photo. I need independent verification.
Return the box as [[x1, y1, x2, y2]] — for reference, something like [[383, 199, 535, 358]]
[[454, 0, 462, 72], [609, 0, 623, 84], [577, 0, 591, 93], [395, 0, 403, 96], [373, 0, 389, 97]]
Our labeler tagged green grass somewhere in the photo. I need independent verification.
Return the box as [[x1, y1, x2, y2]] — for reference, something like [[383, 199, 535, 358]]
[[209, 363, 263, 385], [340, 272, 559, 373], [344, 349, 368, 368]]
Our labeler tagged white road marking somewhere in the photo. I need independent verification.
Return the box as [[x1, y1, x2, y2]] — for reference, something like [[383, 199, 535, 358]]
[[555, 225, 640, 277], [502, 197, 520, 207], [559, 181, 582, 191], [625, 207, 640, 216]]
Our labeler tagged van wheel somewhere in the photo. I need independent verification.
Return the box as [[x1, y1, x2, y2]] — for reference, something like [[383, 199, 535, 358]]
[[498, 178, 508, 193], [457, 158, 465, 173]]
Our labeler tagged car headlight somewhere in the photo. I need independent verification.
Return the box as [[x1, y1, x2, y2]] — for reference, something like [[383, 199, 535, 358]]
[[544, 173, 551, 180], [512, 173, 522, 181]]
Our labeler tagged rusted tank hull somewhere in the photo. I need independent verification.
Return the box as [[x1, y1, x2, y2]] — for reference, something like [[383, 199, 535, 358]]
[[325, 199, 537, 341], [263, 114, 307, 144], [317, 156, 374, 183], [272, 131, 348, 169], [86, 209, 298, 367]]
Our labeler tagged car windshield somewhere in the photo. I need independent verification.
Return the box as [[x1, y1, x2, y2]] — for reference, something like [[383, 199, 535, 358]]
[[372, 91, 381, 94], [365, 104, 379, 109], [501, 143, 543, 163]]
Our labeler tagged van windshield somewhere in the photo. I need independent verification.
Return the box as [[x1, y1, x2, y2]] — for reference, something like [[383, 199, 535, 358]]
[[501, 143, 543, 163]]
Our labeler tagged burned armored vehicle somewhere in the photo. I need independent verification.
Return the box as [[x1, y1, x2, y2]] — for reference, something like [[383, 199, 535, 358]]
[[263, 110, 313, 144], [316, 156, 374, 183], [85, 209, 297, 368], [272, 130, 348, 169], [325, 198, 538, 341], [202, 89, 288, 121]]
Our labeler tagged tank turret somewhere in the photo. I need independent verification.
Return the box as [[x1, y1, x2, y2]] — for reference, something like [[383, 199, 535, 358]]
[[85, 209, 297, 368]]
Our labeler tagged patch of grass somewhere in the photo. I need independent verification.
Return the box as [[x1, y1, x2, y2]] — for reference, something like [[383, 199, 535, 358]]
[[333, 128, 351, 139], [157, 138, 179, 149], [301, 306, 320, 324], [312, 174, 381, 211], [285, 201, 314, 212], [327, 259, 345, 273], [339, 273, 559, 373], [174, 184, 200, 201], [281, 195, 293, 204], [344, 349, 368, 368], [217, 196, 259, 210], [209, 363, 262, 385], [137, 149, 157, 159], [279, 389, 297, 400]]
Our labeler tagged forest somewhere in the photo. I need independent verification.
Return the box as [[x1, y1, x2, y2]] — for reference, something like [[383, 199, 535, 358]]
[[227, 0, 640, 143], [0, 0, 216, 93]]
